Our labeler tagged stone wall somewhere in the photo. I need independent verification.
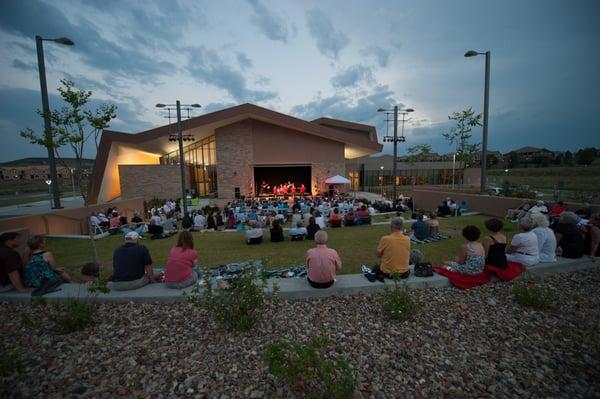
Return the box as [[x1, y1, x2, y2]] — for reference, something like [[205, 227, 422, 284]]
[[215, 120, 254, 199], [312, 162, 346, 195], [119, 165, 190, 201]]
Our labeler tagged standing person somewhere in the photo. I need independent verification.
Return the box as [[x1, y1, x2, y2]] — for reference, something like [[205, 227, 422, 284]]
[[443, 225, 486, 274], [111, 232, 161, 291], [164, 231, 198, 289], [0, 232, 31, 293], [371, 217, 411, 281], [23, 235, 72, 287], [506, 217, 540, 267], [306, 231, 342, 288], [481, 218, 508, 269], [530, 213, 557, 263]]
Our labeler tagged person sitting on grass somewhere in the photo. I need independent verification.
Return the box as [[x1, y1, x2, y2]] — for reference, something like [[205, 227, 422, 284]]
[[148, 218, 168, 239], [270, 219, 284, 242], [246, 220, 263, 245], [529, 200, 548, 214], [80, 262, 100, 284], [411, 213, 430, 241], [371, 217, 411, 281], [0, 232, 32, 293], [481, 218, 508, 269], [427, 213, 440, 236], [306, 216, 321, 240], [181, 212, 193, 230], [306, 230, 342, 289], [554, 211, 585, 259], [530, 213, 557, 263], [164, 231, 198, 289], [327, 208, 343, 228], [111, 232, 162, 291], [584, 213, 600, 262], [193, 211, 206, 231], [109, 211, 121, 234], [290, 220, 308, 241], [163, 212, 178, 235], [356, 205, 371, 225], [23, 235, 72, 288], [506, 216, 540, 267], [344, 208, 356, 226], [443, 225, 486, 275], [548, 201, 566, 218]]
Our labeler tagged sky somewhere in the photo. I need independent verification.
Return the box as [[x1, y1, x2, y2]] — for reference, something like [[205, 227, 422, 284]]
[[0, 0, 599, 162]]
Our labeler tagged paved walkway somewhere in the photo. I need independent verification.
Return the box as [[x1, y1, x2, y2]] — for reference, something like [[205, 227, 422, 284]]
[[0, 196, 84, 219], [0, 257, 596, 304]]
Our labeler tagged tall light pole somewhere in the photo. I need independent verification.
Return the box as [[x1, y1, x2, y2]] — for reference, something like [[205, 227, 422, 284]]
[[36, 35, 74, 209], [452, 152, 457, 190], [377, 106, 414, 201], [156, 102, 201, 215], [379, 165, 384, 197], [70, 167, 76, 198], [465, 49, 491, 194]]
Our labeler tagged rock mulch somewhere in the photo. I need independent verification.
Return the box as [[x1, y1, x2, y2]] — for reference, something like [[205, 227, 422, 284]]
[[1, 269, 599, 398]]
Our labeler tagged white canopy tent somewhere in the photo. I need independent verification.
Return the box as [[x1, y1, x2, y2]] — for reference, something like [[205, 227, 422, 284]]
[[324, 175, 351, 184]]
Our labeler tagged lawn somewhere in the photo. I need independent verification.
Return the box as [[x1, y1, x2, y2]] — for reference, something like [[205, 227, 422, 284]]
[[45, 215, 517, 281]]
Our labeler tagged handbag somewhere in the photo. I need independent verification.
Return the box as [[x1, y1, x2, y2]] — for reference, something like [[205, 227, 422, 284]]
[[414, 262, 433, 277]]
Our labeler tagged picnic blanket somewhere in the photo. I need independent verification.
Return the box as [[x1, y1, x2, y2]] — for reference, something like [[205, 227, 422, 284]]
[[433, 261, 525, 290], [411, 233, 451, 245]]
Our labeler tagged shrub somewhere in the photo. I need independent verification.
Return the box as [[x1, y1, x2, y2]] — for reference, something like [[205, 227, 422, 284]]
[[0, 349, 25, 377], [379, 277, 421, 321], [187, 268, 277, 332], [50, 300, 97, 333], [263, 338, 356, 399], [512, 275, 557, 309]]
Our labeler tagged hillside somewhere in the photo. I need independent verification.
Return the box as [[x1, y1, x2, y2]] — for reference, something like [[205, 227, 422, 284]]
[[0, 157, 95, 168]]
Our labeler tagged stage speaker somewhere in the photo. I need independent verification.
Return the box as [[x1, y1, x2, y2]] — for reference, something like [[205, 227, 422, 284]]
[[234, 187, 240, 199]]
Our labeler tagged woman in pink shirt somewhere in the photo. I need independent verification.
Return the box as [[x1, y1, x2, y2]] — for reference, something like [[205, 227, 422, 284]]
[[164, 231, 198, 289], [306, 230, 342, 288]]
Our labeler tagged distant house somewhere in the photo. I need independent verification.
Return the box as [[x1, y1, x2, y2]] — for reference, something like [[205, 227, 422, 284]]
[[505, 146, 554, 161], [473, 150, 503, 164]]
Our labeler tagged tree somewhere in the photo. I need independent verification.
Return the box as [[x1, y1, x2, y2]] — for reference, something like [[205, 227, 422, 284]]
[[564, 150, 574, 166], [507, 153, 520, 169], [442, 107, 482, 171], [20, 79, 117, 205], [576, 147, 596, 165], [406, 144, 432, 165]]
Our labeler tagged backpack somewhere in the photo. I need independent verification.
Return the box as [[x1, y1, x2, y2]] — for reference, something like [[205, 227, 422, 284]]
[[414, 262, 434, 278], [23, 253, 61, 288]]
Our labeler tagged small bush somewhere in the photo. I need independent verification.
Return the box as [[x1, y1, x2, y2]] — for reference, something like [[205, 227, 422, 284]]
[[87, 278, 111, 294], [512, 275, 557, 309], [379, 278, 421, 321], [263, 338, 356, 399], [0, 349, 25, 377], [50, 300, 97, 333]]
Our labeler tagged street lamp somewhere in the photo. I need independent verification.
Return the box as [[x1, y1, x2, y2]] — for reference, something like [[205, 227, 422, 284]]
[[36, 35, 74, 209], [379, 165, 385, 197], [155, 102, 201, 215], [45, 179, 52, 208], [464, 49, 491, 194], [69, 167, 76, 199], [377, 106, 414, 201]]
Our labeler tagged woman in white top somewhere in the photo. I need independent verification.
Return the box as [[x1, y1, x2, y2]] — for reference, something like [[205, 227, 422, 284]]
[[506, 216, 540, 267], [530, 213, 556, 262]]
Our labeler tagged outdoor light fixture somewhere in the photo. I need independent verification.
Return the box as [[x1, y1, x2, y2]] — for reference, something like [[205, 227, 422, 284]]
[[465, 49, 491, 194], [376, 106, 414, 200], [36, 35, 75, 209]]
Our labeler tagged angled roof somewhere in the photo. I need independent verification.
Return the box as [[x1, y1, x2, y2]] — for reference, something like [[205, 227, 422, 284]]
[[509, 146, 553, 154]]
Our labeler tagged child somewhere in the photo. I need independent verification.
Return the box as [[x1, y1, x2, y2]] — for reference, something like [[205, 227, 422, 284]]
[[80, 262, 100, 284], [443, 225, 486, 274]]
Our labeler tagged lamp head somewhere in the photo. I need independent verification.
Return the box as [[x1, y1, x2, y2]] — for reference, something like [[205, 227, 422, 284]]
[[155, 103, 166, 108], [464, 50, 480, 57], [405, 108, 414, 113], [53, 37, 74, 45], [190, 104, 201, 108], [377, 108, 386, 112]]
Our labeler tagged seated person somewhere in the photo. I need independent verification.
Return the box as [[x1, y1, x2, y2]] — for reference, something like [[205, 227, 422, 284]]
[[96, 212, 110, 228], [164, 231, 198, 289], [163, 212, 178, 234], [481, 218, 507, 269], [506, 217, 540, 267], [181, 212, 193, 230], [575, 203, 593, 220], [111, 232, 161, 291], [206, 212, 219, 231], [193, 211, 206, 231], [291, 210, 302, 228], [108, 212, 121, 234], [458, 201, 468, 213], [90, 213, 104, 233], [371, 217, 411, 280], [327, 208, 343, 228], [411, 213, 430, 241], [270, 220, 284, 242], [443, 225, 486, 275], [506, 202, 530, 221], [530, 213, 557, 263], [0, 232, 32, 293], [554, 211, 585, 259], [225, 211, 237, 230], [23, 235, 72, 288], [121, 211, 146, 236], [305, 231, 342, 289], [548, 201, 566, 217], [356, 205, 371, 225], [436, 201, 451, 217], [148, 218, 167, 239], [529, 200, 548, 214], [246, 221, 263, 244], [306, 216, 321, 240], [80, 262, 100, 284], [290, 221, 308, 241], [344, 209, 356, 226], [314, 211, 326, 229], [584, 213, 600, 262], [427, 213, 440, 236]]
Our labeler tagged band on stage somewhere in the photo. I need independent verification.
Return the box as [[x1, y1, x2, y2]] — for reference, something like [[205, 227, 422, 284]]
[[259, 181, 306, 196]]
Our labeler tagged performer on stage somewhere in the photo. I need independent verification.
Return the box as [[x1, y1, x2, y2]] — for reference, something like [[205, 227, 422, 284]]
[[300, 184, 306, 195], [291, 185, 296, 195]]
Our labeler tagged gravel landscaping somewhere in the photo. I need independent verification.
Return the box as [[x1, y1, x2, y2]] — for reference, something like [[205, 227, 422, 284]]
[[2, 269, 600, 398]]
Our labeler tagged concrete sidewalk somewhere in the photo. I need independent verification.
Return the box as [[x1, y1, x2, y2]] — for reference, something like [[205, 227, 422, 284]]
[[0, 257, 597, 304]]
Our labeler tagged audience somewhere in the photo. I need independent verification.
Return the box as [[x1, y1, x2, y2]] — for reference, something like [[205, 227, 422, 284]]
[[344, 208, 356, 226], [506, 217, 540, 267], [306, 217, 321, 240], [246, 221, 263, 244], [111, 232, 161, 291], [529, 200, 548, 214], [411, 213, 430, 241], [554, 211, 585, 259], [290, 220, 308, 241], [443, 225, 486, 274], [270, 220, 284, 242], [328, 208, 343, 228], [181, 212, 193, 230], [164, 231, 198, 289], [427, 213, 440, 236], [548, 201, 566, 217], [193, 211, 206, 231], [23, 235, 72, 288], [372, 217, 411, 281], [306, 231, 342, 289], [0, 232, 31, 293], [356, 205, 371, 225], [481, 218, 507, 269], [530, 213, 557, 263]]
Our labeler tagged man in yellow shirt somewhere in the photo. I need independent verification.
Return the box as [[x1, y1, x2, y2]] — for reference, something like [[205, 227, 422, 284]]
[[371, 217, 411, 281]]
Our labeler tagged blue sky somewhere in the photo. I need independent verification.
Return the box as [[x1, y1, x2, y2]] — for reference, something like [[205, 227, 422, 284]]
[[0, 0, 598, 162]]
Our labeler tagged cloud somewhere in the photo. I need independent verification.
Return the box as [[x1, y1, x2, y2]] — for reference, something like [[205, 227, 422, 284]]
[[361, 46, 391, 68], [236, 52, 253, 69], [246, 0, 290, 43], [305, 8, 349, 60], [11, 59, 37, 72], [186, 46, 277, 103], [202, 102, 238, 114], [331, 64, 374, 88]]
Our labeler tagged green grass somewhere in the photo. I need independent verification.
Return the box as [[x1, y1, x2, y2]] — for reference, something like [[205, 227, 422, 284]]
[[45, 215, 516, 281]]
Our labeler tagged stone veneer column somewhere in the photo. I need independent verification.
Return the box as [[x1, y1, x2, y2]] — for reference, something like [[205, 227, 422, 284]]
[[215, 120, 254, 199], [312, 162, 345, 195]]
